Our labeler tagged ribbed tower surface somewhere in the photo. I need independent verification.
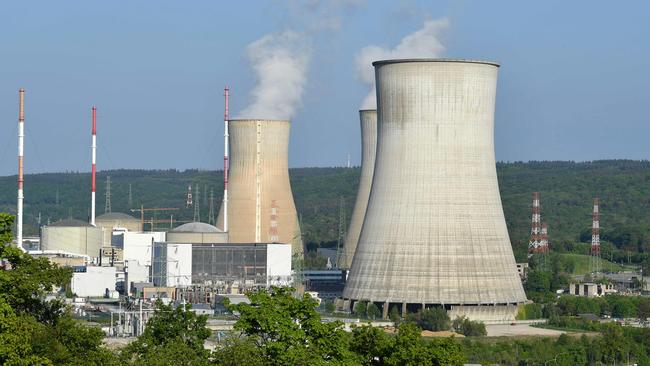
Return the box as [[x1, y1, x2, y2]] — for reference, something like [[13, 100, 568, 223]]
[[342, 110, 377, 269], [217, 119, 303, 256], [343, 59, 526, 320]]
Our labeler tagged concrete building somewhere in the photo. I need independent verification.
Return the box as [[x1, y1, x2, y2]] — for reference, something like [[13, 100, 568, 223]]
[[303, 269, 347, 301], [124, 259, 150, 295], [41, 219, 104, 258], [342, 109, 377, 269], [217, 119, 303, 256], [71, 266, 116, 297], [152, 242, 292, 291], [343, 59, 527, 322], [569, 282, 616, 297], [118, 231, 166, 266], [95, 212, 142, 246]]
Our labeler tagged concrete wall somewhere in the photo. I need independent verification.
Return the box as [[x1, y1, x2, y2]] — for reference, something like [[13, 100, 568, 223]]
[[41, 226, 104, 258], [217, 120, 302, 256], [343, 60, 526, 319], [266, 243, 292, 286], [342, 110, 377, 269], [71, 266, 116, 297]]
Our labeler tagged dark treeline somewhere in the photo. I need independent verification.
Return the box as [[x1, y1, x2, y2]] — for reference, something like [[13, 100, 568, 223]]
[[2, 160, 650, 263]]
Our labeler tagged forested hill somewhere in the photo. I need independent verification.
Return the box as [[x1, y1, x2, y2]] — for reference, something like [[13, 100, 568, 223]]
[[1, 160, 649, 262]]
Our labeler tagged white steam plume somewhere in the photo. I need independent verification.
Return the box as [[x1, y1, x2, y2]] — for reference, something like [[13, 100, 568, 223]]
[[356, 18, 449, 109], [238, 30, 311, 120]]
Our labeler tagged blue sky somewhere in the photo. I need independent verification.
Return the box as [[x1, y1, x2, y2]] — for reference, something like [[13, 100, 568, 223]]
[[0, 1, 649, 176]]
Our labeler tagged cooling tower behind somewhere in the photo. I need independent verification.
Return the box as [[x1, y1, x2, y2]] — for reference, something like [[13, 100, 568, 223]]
[[343, 59, 527, 322], [217, 119, 303, 256], [341, 109, 377, 269]]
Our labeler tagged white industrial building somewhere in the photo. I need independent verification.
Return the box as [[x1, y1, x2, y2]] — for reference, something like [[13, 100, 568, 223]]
[[71, 266, 117, 298], [152, 241, 292, 290]]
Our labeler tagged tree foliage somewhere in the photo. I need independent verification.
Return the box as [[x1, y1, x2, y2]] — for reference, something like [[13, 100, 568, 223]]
[[122, 301, 212, 364], [0, 213, 118, 365], [406, 308, 451, 332], [228, 287, 355, 365]]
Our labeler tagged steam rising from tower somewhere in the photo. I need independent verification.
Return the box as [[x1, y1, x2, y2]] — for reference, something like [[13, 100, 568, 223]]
[[217, 120, 302, 255], [238, 31, 311, 120], [343, 59, 526, 322], [355, 19, 448, 109], [341, 109, 377, 269]]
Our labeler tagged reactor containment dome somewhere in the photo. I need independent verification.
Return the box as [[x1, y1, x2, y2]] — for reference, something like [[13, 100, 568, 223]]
[[342, 59, 527, 322], [217, 119, 303, 256]]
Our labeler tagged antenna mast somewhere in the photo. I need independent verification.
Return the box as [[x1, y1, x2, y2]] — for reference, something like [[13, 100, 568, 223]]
[[193, 184, 200, 222], [186, 185, 193, 208], [590, 198, 601, 274], [16, 89, 25, 251], [208, 189, 215, 225], [104, 176, 112, 214], [223, 86, 230, 232], [91, 106, 97, 226]]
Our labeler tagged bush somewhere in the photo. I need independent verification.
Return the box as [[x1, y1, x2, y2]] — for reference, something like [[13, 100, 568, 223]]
[[516, 303, 543, 320], [452, 316, 487, 337], [407, 308, 450, 331], [366, 303, 381, 319], [353, 301, 367, 317]]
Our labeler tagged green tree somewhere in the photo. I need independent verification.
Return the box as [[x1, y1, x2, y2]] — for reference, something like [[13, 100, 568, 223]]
[[408, 308, 450, 331], [353, 300, 368, 317], [366, 303, 381, 320], [350, 325, 392, 365], [212, 337, 265, 366], [451, 316, 487, 337], [0, 213, 118, 365], [388, 306, 401, 326], [122, 301, 211, 364], [229, 287, 354, 365]]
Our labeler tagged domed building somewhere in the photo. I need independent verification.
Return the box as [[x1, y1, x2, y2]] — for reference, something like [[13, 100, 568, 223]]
[[166, 222, 228, 244], [95, 212, 142, 246]]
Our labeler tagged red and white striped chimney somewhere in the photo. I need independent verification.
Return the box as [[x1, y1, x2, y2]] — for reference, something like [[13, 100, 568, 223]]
[[223, 86, 229, 232], [17, 89, 25, 251], [91, 106, 97, 226]]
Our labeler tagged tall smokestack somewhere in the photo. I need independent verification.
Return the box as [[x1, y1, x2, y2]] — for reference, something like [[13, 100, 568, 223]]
[[223, 87, 229, 232], [91, 106, 97, 226], [16, 89, 25, 251]]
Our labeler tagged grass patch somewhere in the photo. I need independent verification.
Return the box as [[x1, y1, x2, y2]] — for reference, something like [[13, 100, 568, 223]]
[[558, 253, 624, 275]]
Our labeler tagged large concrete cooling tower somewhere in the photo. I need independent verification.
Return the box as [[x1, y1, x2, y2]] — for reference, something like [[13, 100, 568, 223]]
[[341, 109, 377, 269], [343, 59, 527, 322], [217, 119, 303, 256]]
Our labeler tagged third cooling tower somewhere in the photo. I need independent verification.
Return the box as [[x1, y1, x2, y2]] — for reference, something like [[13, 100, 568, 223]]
[[217, 119, 303, 256], [341, 109, 377, 269], [343, 59, 527, 322]]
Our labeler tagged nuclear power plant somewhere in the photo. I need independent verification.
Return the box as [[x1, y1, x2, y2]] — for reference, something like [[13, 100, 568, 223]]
[[342, 59, 527, 322], [217, 119, 303, 256], [341, 109, 377, 269]]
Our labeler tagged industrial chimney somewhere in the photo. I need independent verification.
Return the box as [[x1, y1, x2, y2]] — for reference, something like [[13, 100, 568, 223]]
[[217, 119, 302, 256], [90, 106, 97, 226], [341, 109, 377, 269], [343, 59, 527, 322], [16, 89, 25, 251]]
